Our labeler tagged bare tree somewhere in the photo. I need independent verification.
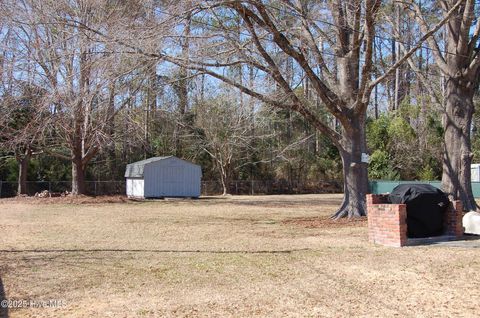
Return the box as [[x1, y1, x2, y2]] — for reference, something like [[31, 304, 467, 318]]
[[0, 83, 47, 195], [0, 3, 48, 195], [5, 0, 156, 195], [172, 12, 192, 157], [194, 94, 255, 195], [152, 1, 379, 217], [406, 0, 480, 211], [150, 1, 457, 217]]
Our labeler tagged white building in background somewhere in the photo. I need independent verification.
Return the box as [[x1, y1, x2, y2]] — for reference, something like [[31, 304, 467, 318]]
[[472, 164, 480, 182], [125, 156, 202, 199]]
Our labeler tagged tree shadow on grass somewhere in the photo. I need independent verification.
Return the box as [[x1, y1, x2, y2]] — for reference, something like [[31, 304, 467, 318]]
[[0, 276, 8, 318], [137, 195, 343, 209], [220, 198, 343, 208], [0, 248, 309, 254]]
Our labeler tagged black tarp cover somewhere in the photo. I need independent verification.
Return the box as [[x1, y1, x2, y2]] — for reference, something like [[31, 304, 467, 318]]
[[389, 184, 449, 238]]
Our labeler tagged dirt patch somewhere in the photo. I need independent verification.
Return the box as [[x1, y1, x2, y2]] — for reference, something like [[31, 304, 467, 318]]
[[283, 216, 367, 228], [0, 195, 130, 205]]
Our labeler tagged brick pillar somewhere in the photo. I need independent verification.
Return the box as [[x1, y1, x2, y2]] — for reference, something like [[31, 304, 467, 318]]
[[444, 200, 463, 237], [367, 194, 407, 247]]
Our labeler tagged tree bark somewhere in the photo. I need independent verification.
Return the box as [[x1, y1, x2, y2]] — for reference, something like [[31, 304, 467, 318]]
[[332, 115, 369, 218], [173, 12, 191, 157], [106, 80, 116, 179], [17, 152, 30, 195], [220, 164, 229, 195], [441, 77, 477, 211], [220, 176, 228, 196], [71, 157, 86, 195]]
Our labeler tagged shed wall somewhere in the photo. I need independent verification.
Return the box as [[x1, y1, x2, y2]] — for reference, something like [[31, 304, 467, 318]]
[[126, 178, 144, 197], [143, 157, 201, 198], [472, 164, 480, 182]]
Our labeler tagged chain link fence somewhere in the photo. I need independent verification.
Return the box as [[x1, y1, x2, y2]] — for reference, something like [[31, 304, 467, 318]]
[[0, 180, 341, 198], [0, 181, 127, 198], [200, 180, 341, 195]]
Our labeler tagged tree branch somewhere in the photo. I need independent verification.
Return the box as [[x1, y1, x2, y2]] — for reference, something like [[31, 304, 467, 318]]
[[369, 0, 464, 88], [401, 0, 464, 76]]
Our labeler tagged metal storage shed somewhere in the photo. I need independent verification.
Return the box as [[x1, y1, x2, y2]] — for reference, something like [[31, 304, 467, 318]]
[[472, 164, 480, 182], [125, 156, 202, 198]]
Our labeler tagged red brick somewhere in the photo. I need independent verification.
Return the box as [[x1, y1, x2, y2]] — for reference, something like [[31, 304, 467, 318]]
[[368, 194, 463, 247]]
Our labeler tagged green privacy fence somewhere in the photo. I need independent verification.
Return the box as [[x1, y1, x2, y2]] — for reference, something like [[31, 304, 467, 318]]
[[369, 180, 480, 198]]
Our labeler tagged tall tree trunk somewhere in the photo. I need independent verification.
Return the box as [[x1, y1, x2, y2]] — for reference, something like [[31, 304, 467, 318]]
[[406, 0, 480, 211], [106, 80, 116, 179], [332, 115, 369, 218], [71, 157, 86, 195], [144, 95, 150, 159], [373, 38, 379, 120], [221, 178, 228, 196], [441, 77, 477, 211], [390, 37, 396, 112], [174, 13, 191, 157], [148, 63, 158, 112], [394, 34, 400, 110], [17, 152, 30, 195], [220, 165, 229, 195]]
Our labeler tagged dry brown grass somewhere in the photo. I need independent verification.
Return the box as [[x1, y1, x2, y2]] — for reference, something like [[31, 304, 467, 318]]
[[1, 194, 479, 317]]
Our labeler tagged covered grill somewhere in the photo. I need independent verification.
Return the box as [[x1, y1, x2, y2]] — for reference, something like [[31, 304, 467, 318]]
[[389, 184, 449, 238]]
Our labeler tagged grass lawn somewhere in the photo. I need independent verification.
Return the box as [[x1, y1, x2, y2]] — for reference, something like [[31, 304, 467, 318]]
[[1, 194, 479, 317]]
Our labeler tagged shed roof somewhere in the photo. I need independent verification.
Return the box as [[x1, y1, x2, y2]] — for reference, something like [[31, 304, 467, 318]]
[[125, 156, 200, 178], [124, 156, 173, 178]]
